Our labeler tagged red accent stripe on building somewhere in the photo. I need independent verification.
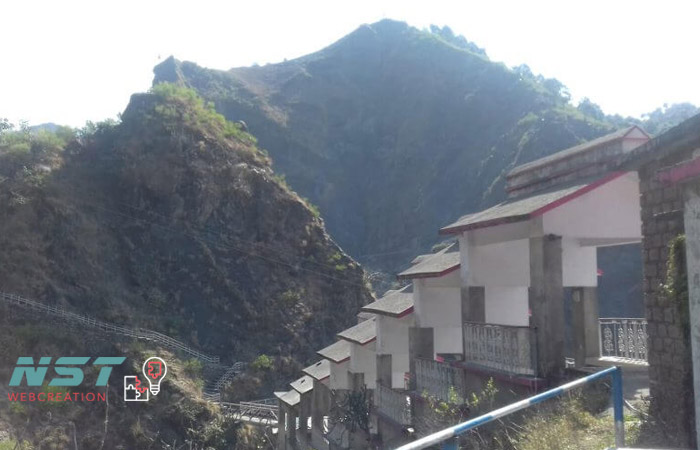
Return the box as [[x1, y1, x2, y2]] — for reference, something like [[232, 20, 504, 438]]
[[529, 171, 626, 217], [441, 171, 627, 235], [395, 306, 415, 319], [657, 156, 700, 184]]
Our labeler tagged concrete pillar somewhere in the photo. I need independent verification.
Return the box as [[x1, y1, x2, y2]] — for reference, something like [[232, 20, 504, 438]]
[[408, 327, 434, 390], [529, 234, 565, 379], [277, 402, 287, 450], [375, 354, 395, 443], [311, 381, 331, 450], [462, 286, 485, 323], [582, 287, 600, 359], [298, 393, 311, 446], [683, 183, 700, 446], [572, 288, 586, 367], [287, 405, 298, 449], [348, 372, 365, 391], [376, 354, 392, 387]]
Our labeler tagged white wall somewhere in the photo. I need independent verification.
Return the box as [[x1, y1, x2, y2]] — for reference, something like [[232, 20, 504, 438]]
[[484, 286, 529, 326], [330, 360, 349, 390], [377, 314, 412, 389], [414, 278, 462, 355], [543, 172, 642, 240], [562, 238, 598, 287], [350, 341, 377, 389], [469, 239, 530, 286]]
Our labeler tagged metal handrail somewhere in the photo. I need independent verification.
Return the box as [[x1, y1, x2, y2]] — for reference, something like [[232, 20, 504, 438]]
[[395, 366, 625, 450], [0, 291, 220, 363]]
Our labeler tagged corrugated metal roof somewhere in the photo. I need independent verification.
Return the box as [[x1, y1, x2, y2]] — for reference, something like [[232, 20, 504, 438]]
[[337, 316, 376, 345], [290, 375, 314, 394], [361, 285, 413, 317], [397, 244, 460, 279], [317, 339, 351, 363], [508, 126, 645, 177], [302, 359, 330, 381], [275, 389, 300, 406]]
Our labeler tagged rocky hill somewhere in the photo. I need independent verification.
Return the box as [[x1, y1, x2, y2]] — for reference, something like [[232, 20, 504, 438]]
[[0, 83, 371, 377], [0, 84, 373, 447], [153, 20, 697, 310], [153, 20, 618, 275]]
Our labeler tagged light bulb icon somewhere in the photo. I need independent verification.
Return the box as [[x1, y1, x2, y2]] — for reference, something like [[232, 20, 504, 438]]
[[142, 357, 167, 395]]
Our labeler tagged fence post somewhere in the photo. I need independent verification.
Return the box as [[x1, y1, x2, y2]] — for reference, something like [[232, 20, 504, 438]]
[[611, 367, 625, 448]]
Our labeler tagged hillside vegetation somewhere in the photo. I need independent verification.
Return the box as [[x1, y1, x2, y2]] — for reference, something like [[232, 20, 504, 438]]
[[0, 82, 372, 412], [153, 20, 697, 305]]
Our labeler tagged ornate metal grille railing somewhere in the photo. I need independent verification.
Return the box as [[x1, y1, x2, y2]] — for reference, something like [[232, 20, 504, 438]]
[[220, 401, 278, 425], [463, 322, 537, 376], [377, 384, 412, 425], [415, 358, 465, 403], [599, 318, 648, 362]]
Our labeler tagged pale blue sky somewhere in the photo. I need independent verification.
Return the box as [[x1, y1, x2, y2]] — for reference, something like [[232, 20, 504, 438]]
[[2, 0, 698, 127]]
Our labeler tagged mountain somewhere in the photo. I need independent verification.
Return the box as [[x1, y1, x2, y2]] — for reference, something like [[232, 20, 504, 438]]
[[153, 20, 697, 310], [150, 21, 615, 275], [0, 84, 371, 447]]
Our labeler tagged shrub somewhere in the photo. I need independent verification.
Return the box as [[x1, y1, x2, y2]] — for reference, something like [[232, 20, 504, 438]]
[[250, 354, 273, 371], [183, 358, 204, 379]]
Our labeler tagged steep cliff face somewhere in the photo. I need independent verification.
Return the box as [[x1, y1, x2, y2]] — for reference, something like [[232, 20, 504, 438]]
[[153, 20, 617, 276], [0, 84, 372, 365]]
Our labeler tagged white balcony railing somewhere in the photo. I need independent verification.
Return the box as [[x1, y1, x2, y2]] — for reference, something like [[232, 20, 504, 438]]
[[599, 318, 648, 363], [377, 384, 412, 426], [463, 322, 537, 376], [414, 358, 465, 403]]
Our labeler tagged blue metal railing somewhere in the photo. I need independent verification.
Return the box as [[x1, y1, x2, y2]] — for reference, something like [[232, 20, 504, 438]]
[[396, 366, 625, 450]]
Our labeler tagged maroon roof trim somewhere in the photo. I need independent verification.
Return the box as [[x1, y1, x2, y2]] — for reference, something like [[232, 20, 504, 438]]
[[440, 171, 626, 235], [529, 171, 626, 217], [657, 156, 700, 185], [395, 306, 415, 319]]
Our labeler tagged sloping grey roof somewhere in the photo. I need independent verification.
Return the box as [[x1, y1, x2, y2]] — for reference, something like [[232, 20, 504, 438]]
[[411, 254, 432, 265], [397, 244, 460, 279], [317, 339, 351, 363], [337, 316, 376, 345], [508, 126, 647, 177], [290, 375, 314, 394], [303, 359, 330, 381], [275, 389, 300, 406], [440, 182, 588, 234], [357, 311, 375, 321], [361, 285, 414, 317], [619, 113, 700, 171]]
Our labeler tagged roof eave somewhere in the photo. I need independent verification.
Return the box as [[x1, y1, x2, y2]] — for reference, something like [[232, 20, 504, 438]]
[[506, 126, 648, 179], [317, 353, 350, 364], [336, 335, 377, 346], [360, 305, 414, 318], [439, 215, 531, 235]]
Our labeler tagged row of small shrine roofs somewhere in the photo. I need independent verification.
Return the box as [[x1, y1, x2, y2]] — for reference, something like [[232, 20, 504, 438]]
[[273, 124, 652, 421]]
